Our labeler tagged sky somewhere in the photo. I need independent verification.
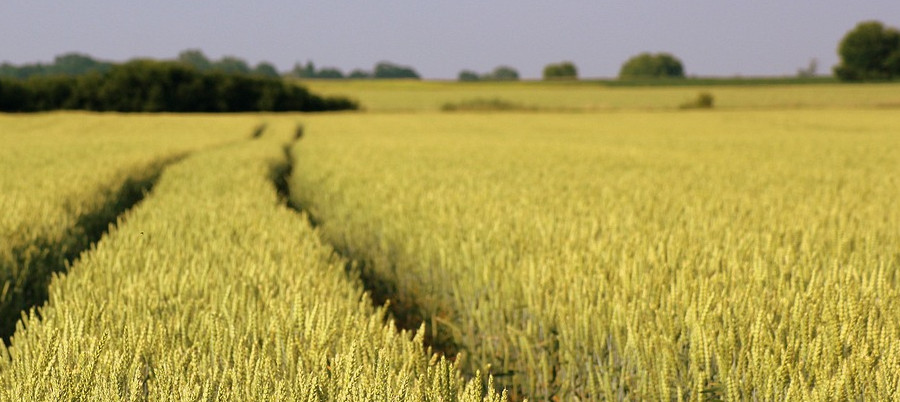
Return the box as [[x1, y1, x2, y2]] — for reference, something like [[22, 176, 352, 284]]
[[2, 1, 899, 79]]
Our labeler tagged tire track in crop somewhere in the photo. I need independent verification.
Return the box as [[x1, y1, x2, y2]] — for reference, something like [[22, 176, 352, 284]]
[[272, 124, 461, 359], [1, 124, 265, 344], [250, 123, 267, 139], [0, 156, 181, 343]]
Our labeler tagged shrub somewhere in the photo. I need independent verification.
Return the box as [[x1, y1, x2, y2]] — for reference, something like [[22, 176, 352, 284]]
[[0, 53, 112, 79], [253, 62, 280, 78], [619, 53, 685, 79], [441, 98, 532, 112], [349, 69, 372, 79], [543, 61, 578, 80], [458, 70, 480, 81], [177, 49, 213, 71], [488, 66, 520, 81], [374, 62, 420, 79], [316, 67, 345, 79], [458, 66, 521, 82], [680, 92, 714, 109], [212, 56, 252, 74]]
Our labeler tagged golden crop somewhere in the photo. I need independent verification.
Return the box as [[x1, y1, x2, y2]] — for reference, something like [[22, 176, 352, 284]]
[[3, 83, 898, 400], [0, 112, 256, 338], [301, 79, 900, 112], [0, 118, 503, 401], [290, 110, 900, 400]]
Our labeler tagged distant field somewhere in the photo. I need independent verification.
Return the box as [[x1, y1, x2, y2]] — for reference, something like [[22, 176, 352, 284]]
[[301, 79, 900, 112]]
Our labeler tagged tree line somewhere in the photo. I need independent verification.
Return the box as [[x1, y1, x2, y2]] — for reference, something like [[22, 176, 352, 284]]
[[180, 51, 423, 80], [458, 66, 520, 81], [2, 19, 895, 104], [290, 61, 420, 79], [455, 57, 684, 82], [0, 60, 357, 113], [0, 50, 423, 81], [0, 53, 113, 79], [463, 20, 899, 82]]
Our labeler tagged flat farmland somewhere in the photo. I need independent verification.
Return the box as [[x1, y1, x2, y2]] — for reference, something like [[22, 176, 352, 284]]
[[291, 109, 900, 399], [0, 117, 503, 401], [1, 83, 898, 400], [0, 113, 257, 338], [301, 79, 900, 112]]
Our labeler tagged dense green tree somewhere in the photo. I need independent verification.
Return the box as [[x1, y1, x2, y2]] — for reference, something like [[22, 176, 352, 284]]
[[50, 53, 112, 76], [0, 53, 111, 79], [0, 79, 28, 111], [316, 67, 345, 79], [373, 62, 420, 79], [458, 70, 480, 81], [542, 61, 578, 80], [18, 65, 46, 78], [0, 64, 27, 79], [348, 69, 372, 79], [26, 76, 77, 110], [834, 21, 900, 81], [619, 53, 685, 79], [68, 72, 104, 110], [287, 61, 346, 79], [290, 61, 316, 78], [213, 56, 251, 74], [253, 62, 280, 78], [488, 66, 519, 81], [177, 49, 213, 71], [0, 59, 356, 112], [94, 60, 174, 111], [458, 66, 520, 82]]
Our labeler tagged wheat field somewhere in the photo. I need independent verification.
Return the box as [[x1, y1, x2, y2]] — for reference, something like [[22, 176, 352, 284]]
[[290, 110, 900, 399], [1, 83, 899, 400], [0, 119, 503, 401], [301, 79, 900, 112]]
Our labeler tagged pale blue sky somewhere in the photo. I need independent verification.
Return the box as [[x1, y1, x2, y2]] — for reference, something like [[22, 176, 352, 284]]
[[2, 1, 898, 79]]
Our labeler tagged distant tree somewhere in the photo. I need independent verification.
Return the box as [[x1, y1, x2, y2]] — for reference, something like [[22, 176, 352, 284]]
[[18, 65, 47, 78], [290, 61, 316, 78], [0, 79, 28, 110], [0, 63, 25, 79], [69, 72, 104, 109], [50, 53, 111, 76], [0, 53, 111, 79], [834, 21, 900, 81], [348, 69, 372, 79], [0, 59, 358, 112], [213, 56, 251, 74], [542, 61, 578, 80], [459, 66, 520, 81], [373, 62, 420, 79], [177, 49, 212, 71], [619, 53, 685, 79], [287, 61, 347, 79], [253, 62, 280, 78], [487, 66, 519, 81], [458, 70, 480, 81], [316, 67, 345, 79], [797, 58, 818, 78], [27, 75, 78, 110]]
